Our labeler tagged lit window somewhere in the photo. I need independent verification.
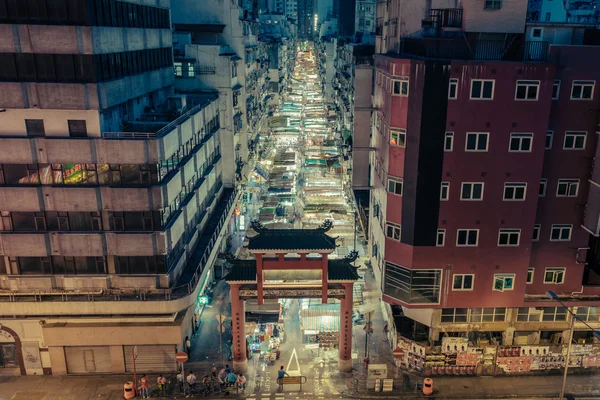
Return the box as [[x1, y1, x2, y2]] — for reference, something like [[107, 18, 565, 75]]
[[544, 267, 565, 284], [470, 79, 494, 100], [440, 182, 450, 200], [571, 80, 595, 100], [390, 129, 406, 147], [552, 80, 560, 100], [533, 224, 541, 242], [174, 62, 183, 77], [444, 132, 454, 151], [452, 274, 474, 290], [460, 182, 484, 200], [436, 229, 446, 247], [527, 268, 535, 284], [493, 274, 515, 292], [515, 80, 540, 100], [539, 179, 547, 197], [503, 183, 527, 201], [563, 131, 587, 150], [448, 78, 458, 99], [550, 224, 572, 241], [545, 131, 554, 150], [509, 133, 533, 152], [556, 179, 579, 197], [385, 222, 401, 241], [498, 229, 521, 247], [387, 177, 403, 196], [456, 229, 479, 247]]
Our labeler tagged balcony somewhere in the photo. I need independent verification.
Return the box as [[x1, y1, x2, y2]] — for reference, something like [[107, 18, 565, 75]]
[[401, 38, 548, 62], [422, 8, 463, 30]]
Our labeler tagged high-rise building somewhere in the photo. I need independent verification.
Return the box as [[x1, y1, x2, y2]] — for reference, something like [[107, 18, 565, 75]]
[[356, 0, 376, 35], [528, 0, 600, 24], [298, 0, 316, 38], [333, 0, 356, 37], [0, 0, 237, 375], [286, 0, 299, 21], [370, 0, 600, 375]]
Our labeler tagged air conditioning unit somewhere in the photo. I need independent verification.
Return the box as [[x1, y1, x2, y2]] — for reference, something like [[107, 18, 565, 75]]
[[168, 95, 188, 114]]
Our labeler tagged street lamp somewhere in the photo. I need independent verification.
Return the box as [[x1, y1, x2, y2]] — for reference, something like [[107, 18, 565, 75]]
[[545, 290, 600, 400]]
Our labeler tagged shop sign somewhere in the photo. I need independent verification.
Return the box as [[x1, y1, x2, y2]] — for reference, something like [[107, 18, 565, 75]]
[[198, 296, 210, 305]]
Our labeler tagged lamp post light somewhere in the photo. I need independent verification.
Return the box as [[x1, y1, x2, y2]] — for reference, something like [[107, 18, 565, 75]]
[[545, 290, 600, 400]]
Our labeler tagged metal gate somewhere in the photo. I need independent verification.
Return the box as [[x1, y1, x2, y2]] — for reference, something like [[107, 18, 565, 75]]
[[65, 346, 112, 374], [124, 345, 176, 373]]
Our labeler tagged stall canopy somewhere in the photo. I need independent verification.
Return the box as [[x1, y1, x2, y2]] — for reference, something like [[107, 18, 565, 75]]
[[246, 312, 280, 324], [300, 305, 340, 332]]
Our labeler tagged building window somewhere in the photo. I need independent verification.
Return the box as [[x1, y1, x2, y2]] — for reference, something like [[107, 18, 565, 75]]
[[373, 203, 379, 217], [390, 129, 406, 147], [441, 308, 467, 323], [465, 132, 489, 151], [493, 274, 515, 292], [444, 132, 454, 151], [383, 262, 442, 304], [386, 222, 401, 241], [470, 79, 494, 100], [533, 224, 541, 241], [509, 133, 533, 152], [187, 63, 195, 77], [440, 182, 450, 200], [552, 80, 560, 100], [503, 183, 527, 201], [563, 131, 586, 150], [539, 179, 547, 197], [527, 268, 535, 284], [485, 0, 502, 10], [498, 229, 521, 246], [531, 28, 543, 39], [233, 92, 239, 108], [460, 182, 484, 200], [392, 79, 409, 96], [543, 307, 567, 321], [576, 307, 600, 322], [571, 80, 595, 100], [545, 131, 554, 150], [470, 308, 506, 322], [448, 78, 458, 99], [25, 119, 45, 137], [231, 62, 237, 78], [453, 274, 474, 290], [174, 62, 182, 77], [387, 177, 403, 196], [544, 267, 565, 284], [456, 229, 479, 247], [556, 179, 579, 197], [436, 229, 446, 247], [515, 80, 540, 100], [545, 12, 551, 21], [68, 120, 88, 137], [550, 224, 573, 241]]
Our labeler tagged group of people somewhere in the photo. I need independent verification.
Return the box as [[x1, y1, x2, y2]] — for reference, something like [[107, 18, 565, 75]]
[[138, 374, 168, 399], [175, 364, 247, 396]]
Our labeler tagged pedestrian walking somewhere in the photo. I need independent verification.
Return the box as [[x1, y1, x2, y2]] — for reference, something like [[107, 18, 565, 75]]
[[157, 374, 167, 394], [217, 366, 227, 391], [277, 365, 289, 392], [139, 374, 149, 399], [187, 370, 197, 395], [177, 369, 185, 393], [185, 336, 191, 357]]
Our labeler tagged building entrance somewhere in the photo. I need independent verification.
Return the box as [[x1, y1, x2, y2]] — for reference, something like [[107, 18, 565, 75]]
[[225, 221, 359, 373], [0, 343, 18, 368]]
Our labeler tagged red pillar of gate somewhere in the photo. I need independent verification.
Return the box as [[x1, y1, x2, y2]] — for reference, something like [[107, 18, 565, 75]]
[[338, 282, 353, 372], [256, 253, 264, 305], [230, 284, 248, 373], [321, 253, 328, 304]]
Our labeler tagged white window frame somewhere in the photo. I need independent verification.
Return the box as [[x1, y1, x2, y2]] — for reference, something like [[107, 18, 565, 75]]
[[465, 132, 489, 152], [470, 79, 495, 100], [448, 78, 458, 99], [563, 131, 587, 150], [550, 224, 573, 242], [452, 274, 474, 291], [493, 274, 515, 292], [527, 268, 535, 284], [515, 80, 540, 101], [440, 182, 450, 201], [460, 182, 484, 201], [503, 182, 527, 201], [469, 308, 507, 322], [539, 178, 547, 197], [556, 179, 579, 197], [531, 28, 543, 39], [544, 267, 565, 284], [498, 229, 521, 247], [552, 80, 560, 100], [517, 307, 543, 322], [392, 79, 409, 96], [509, 133, 533, 152], [390, 129, 406, 147], [533, 224, 541, 242], [545, 130, 554, 150], [570, 80, 595, 100], [387, 176, 403, 196], [456, 229, 479, 247], [385, 222, 401, 241], [436, 229, 446, 247], [444, 132, 454, 151]]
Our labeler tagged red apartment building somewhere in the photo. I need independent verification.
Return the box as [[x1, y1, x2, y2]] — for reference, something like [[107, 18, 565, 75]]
[[369, 0, 600, 375]]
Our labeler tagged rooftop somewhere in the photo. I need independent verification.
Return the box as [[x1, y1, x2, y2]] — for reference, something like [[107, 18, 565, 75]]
[[246, 220, 338, 251]]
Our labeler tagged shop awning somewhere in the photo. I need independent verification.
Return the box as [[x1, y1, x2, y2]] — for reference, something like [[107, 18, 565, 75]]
[[246, 312, 280, 324]]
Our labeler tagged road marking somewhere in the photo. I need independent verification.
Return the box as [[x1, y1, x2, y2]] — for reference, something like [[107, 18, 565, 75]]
[[286, 347, 301, 374]]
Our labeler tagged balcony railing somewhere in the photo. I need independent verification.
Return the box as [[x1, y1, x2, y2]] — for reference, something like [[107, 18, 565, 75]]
[[195, 65, 216, 75], [422, 8, 463, 30], [401, 38, 548, 62]]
